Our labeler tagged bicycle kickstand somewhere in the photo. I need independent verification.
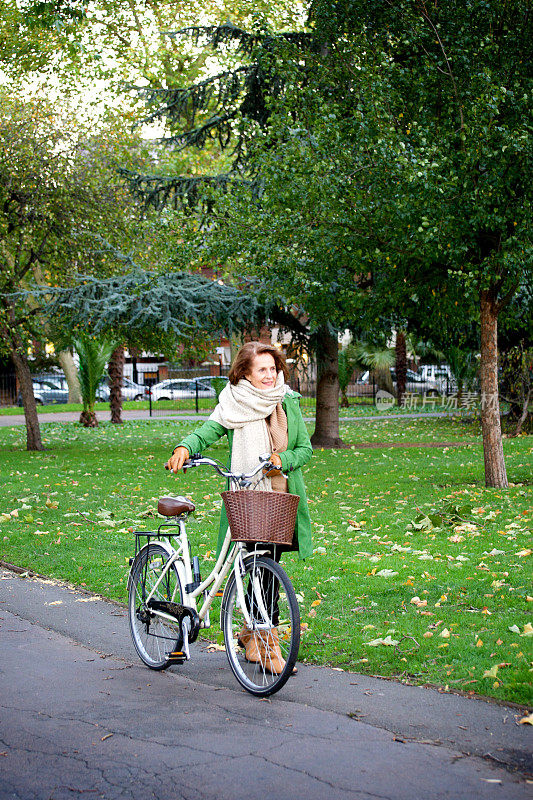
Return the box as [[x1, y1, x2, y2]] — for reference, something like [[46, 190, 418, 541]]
[[181, 618, 191, 660]]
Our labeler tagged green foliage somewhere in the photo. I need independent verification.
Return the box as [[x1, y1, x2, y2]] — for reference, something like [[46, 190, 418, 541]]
[[445, 347, 479, 393], [211, 377, 228, 400], [0, 93, 142, 361], [500, 343, 532, 436], [352, 341, 395, 373], [43, 269, 267, 345], [73, 334, 115, 417]]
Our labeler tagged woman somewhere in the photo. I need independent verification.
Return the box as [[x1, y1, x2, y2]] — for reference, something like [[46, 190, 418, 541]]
[[166, 341, 313, 673]]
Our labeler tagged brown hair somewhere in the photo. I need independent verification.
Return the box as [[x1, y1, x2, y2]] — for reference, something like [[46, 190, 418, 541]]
[[228, 341, 290, 385]]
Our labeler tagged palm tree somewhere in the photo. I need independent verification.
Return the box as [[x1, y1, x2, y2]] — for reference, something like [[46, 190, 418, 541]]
[[445, 346, 479, 407], [74, 334, 115, 427], [353, 340, 395, 395], [338, 345, 358, 407], [395, 329, 407, 407], [108, 344, 125, 424]]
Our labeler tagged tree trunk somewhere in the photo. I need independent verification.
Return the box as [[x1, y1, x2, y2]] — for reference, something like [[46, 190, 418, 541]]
[[480, 289, 508, 488], [11, 342, 43, 452], [0, 308, 43, 451], [57, 349, 81, 403], [310, 326, 344, 448], [395, 329, 407, 407], [79, 410, 98, 427], [374, 367, 396, 396], [108, 344, 125, 424]]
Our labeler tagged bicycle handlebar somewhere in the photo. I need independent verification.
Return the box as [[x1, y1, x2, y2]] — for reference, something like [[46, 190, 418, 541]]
[[180, 453, 288, 486]]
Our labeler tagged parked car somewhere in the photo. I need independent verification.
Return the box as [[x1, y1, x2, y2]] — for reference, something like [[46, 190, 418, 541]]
[[95, 379, 110, 402], [357, 368, 443, 396], [146, 378, 216, 402], [122, 377, 146, 401], [417, 364, 457, 393], [192, 375, 229, 394], [95, 377, 146, 402], [17, 377, 69, 406], [391, 368, 443, 396]]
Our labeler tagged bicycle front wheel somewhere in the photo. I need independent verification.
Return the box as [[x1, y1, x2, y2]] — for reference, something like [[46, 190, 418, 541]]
[[221, 555, 300, 696], [128, 543, 183, 670]]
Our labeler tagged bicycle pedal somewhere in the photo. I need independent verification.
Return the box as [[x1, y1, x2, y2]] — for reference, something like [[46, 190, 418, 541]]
[[167, 651, 186, 664]]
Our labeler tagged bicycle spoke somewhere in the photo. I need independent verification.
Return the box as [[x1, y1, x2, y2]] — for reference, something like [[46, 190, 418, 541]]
[[222, 556, 300, 696], [129, 544, 183, 670]]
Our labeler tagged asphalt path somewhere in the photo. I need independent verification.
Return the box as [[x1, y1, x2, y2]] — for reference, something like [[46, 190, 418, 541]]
[[0, 568, 531, 800]]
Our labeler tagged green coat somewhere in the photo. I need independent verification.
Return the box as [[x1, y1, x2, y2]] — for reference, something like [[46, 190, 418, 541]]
[[177, 390, 313, 559]]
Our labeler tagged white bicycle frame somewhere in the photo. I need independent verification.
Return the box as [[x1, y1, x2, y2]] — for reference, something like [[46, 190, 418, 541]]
[[136, 516, 271, 632], [133, 453, 283, 639]]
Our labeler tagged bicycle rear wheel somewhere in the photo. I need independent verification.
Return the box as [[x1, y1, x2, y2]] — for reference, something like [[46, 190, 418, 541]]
[[128, 543, 183, 670], [221, 555, 300, 696]]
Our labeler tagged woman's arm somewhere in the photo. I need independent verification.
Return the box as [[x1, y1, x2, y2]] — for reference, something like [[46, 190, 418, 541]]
[[278, 405, 313, 473], [166, 420, 227, 473]]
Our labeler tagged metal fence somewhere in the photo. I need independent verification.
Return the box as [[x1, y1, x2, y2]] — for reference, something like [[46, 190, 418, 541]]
[[0, 364, 473, 416], [0, 371, 69, 408], [145, 364, 464, 416]]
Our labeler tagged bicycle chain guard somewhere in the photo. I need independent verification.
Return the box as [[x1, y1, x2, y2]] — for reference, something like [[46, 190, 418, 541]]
[[146, 600, 201, 647]]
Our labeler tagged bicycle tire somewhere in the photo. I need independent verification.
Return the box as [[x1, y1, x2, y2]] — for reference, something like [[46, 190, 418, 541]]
[[128, 543, 183, 670], [221, 555, 300, 696]]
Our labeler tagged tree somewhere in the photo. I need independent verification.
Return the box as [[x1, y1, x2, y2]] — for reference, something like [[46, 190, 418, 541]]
[[74, 334, 115, 427], [41, 267, 269, 422], [124, 22, 364, 447], [305, 0, 532, 485], [0, 93, 141, 449], [338, 345, 358, 408], [108, 344, 125, 424], [121, 2, 531, 467]]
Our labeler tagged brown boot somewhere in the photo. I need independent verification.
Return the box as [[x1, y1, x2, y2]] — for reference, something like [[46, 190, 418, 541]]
[[237, 625, 261, 663], [257, 627, 286, 675]]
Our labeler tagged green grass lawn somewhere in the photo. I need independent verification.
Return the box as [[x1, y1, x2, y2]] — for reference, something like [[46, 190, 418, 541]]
[[0, 416, 531, 705]]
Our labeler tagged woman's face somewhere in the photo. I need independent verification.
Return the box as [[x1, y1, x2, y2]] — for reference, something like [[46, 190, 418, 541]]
[[245, 352, 277, 390]]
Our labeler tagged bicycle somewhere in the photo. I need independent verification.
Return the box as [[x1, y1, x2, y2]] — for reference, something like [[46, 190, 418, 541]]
[[127, 454, 301, 697]]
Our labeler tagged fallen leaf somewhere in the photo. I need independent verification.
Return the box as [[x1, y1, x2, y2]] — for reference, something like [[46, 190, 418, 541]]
[[439, 628, 450, 638], [365, 635, 399, 647], [518, 713, 533, 725], [482, 665, 499, 679], [520, 623, 533, 637]]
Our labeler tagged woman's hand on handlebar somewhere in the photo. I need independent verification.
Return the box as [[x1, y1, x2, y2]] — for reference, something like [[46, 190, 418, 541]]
[[264, 452, 282, 475], [165, 446, 190, 473]]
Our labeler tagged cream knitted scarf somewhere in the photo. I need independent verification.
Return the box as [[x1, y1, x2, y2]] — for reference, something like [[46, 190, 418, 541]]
[[210, 372, 289, 489]]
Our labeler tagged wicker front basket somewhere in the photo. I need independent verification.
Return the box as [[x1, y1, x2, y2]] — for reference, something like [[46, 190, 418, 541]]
[[221, 490, 300, 545]]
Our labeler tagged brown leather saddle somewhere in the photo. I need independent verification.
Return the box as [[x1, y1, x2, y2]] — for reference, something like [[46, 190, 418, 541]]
[[157, 496, 196, 517]]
